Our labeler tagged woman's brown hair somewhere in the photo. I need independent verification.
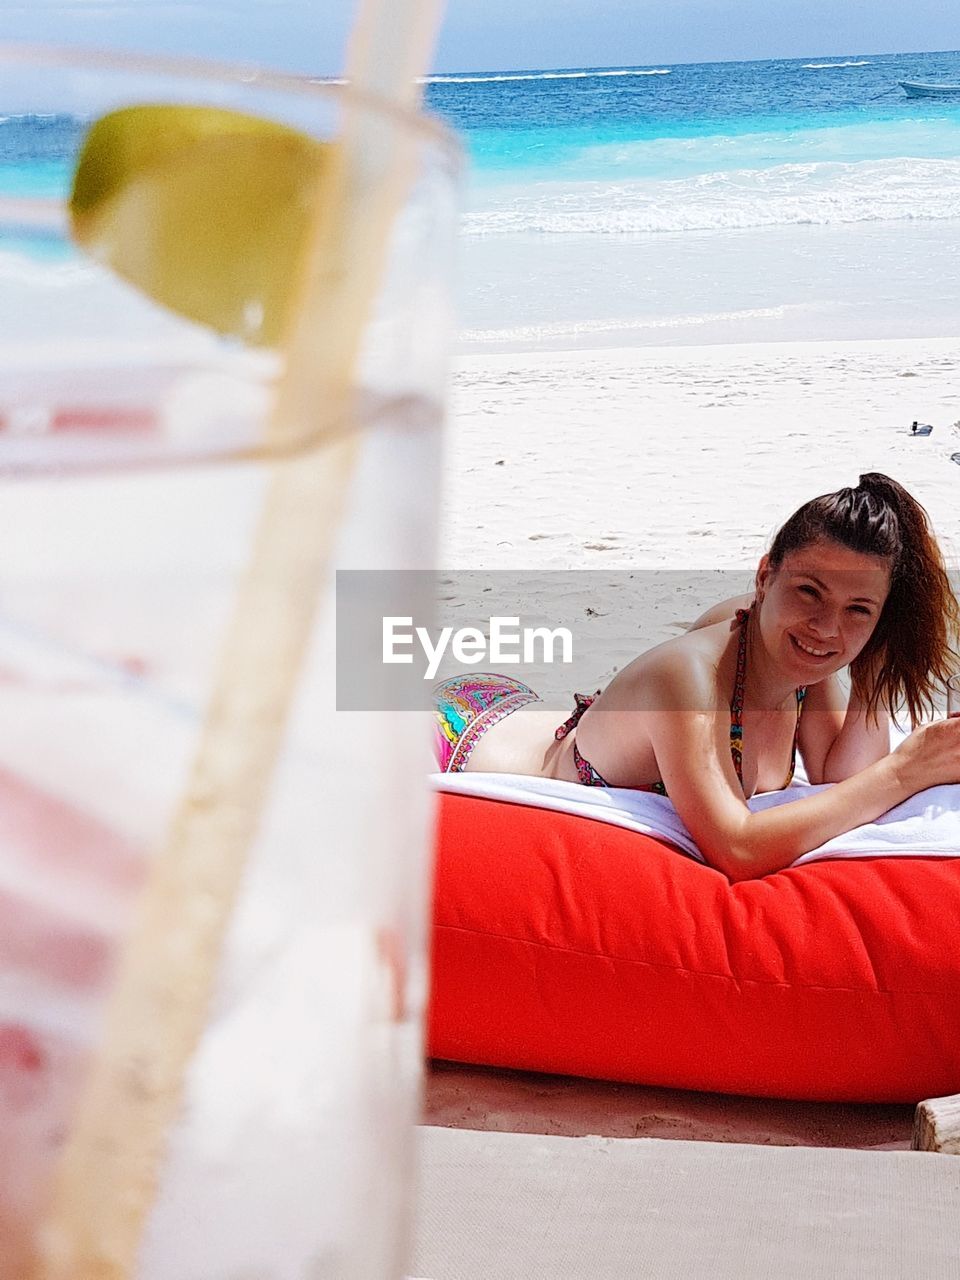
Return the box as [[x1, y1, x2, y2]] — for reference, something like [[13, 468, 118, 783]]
[[767, 472, 959, 725]]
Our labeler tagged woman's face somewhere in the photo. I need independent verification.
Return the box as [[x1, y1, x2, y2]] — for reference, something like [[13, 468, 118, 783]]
[[756, 537, 892, 681]]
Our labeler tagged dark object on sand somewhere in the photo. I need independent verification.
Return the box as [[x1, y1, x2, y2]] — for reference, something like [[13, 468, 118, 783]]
[[909, 420, 933, 436], [950, 452, 960, 467]]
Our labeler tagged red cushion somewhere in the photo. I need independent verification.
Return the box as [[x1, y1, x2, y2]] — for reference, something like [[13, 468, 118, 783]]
[[427, 793, 960, 1103]]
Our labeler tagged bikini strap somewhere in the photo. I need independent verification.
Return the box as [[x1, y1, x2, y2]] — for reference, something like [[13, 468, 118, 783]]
[[555, 690, 600, 741], [729, 608, 750, 788], [784, 685, 807, 785], [573, 739, 610, 786]]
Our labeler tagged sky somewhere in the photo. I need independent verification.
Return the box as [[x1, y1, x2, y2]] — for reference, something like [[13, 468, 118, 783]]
[[0, 0, 958, 77]]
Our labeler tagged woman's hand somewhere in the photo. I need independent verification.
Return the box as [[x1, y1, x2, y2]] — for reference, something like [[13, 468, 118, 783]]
[[892, 717, 960, 792]]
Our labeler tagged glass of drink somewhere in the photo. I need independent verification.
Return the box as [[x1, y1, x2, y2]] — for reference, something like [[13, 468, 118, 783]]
[[948, 673, 960, 717], [0, 44, 459, 1279]]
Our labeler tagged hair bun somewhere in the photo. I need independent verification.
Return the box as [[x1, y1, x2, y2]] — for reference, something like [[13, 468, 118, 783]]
[[857, 472, 913, 501]]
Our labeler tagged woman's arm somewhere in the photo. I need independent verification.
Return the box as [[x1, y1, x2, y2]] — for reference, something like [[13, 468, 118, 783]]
[[644, 653, 960, 881], [797, 674, 892, 784]]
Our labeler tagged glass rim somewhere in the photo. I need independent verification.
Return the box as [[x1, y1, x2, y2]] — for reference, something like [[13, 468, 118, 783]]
[[0, 40, 463, 170]]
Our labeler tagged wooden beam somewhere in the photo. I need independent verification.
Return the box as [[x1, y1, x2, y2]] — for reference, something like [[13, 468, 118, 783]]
[[913, 1094, 960, 1154]]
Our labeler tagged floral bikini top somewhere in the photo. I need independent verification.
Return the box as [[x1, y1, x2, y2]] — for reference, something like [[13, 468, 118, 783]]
[[555, 609, 806, 797]]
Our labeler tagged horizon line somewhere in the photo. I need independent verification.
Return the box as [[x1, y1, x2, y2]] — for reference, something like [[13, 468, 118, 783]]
[[425, 45, 960, 81]]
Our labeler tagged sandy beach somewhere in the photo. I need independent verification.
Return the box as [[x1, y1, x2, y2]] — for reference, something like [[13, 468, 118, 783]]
[[443, 335, 960, 569], [436, 335, 960, 690]]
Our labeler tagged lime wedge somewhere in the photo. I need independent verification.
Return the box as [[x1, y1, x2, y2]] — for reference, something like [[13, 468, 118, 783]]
[[70, 105, 331, 346]]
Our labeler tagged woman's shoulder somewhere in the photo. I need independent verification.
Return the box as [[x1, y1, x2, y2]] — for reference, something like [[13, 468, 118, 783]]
[[686, 592, 755, 633], [606, 622, 730, 711]]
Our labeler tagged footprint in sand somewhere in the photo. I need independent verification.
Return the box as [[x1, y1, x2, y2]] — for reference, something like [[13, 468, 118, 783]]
[[584, 542, 617, 551]]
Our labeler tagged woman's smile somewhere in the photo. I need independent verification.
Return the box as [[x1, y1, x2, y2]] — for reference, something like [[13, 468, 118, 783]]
[[788, 632, 839, 663]]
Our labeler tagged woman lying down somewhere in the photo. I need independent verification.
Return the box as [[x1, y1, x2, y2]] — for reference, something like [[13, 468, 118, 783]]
[[434, 473, 960, 881]]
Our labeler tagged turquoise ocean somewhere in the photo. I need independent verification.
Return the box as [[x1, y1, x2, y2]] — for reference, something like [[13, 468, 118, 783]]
[[424, 49, 960, 351], [3, 49, 960, 354]]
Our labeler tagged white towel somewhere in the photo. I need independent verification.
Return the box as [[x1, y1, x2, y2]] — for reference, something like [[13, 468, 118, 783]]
[[432, 771, 960, 866]]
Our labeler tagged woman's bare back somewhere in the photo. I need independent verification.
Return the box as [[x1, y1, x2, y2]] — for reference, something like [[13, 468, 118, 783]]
[[464, 610, 803, 796]]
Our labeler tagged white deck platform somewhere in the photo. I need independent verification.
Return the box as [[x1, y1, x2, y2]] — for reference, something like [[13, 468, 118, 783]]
[[411, 1125, 960, 1278]]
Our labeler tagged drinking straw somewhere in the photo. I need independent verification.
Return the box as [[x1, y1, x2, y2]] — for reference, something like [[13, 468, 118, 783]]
[[34, 4, 445, 1276]]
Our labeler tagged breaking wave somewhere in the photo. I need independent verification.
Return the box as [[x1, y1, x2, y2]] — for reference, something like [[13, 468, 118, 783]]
[[464, 157, 960, 236], [426, 68, 671, 84], [802, 60, 871, 70]]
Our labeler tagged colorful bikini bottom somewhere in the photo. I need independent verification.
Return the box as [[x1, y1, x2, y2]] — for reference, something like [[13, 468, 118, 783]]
[[433, 672, 541, 773]]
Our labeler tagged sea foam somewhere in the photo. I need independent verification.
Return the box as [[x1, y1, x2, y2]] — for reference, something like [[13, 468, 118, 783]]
[[463, 157, 960, 235], [802, 60, 871, 69], [426, 68, 671, 84]]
